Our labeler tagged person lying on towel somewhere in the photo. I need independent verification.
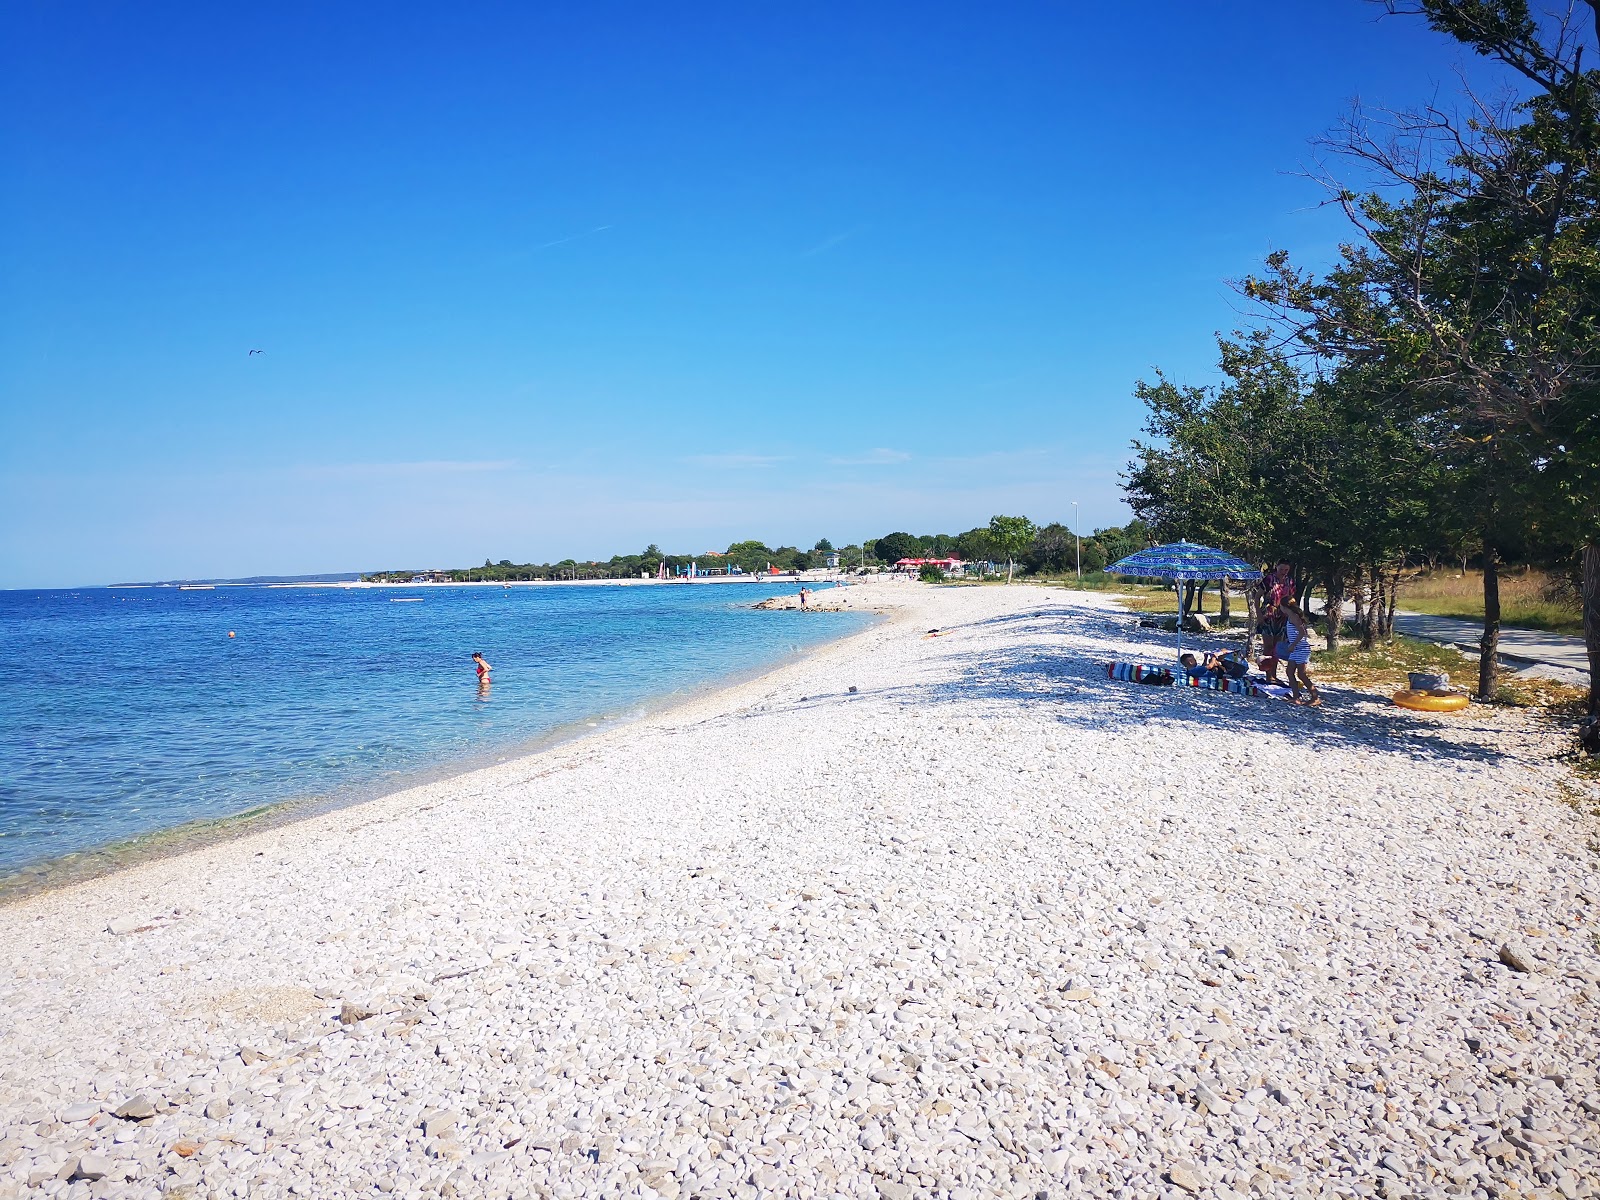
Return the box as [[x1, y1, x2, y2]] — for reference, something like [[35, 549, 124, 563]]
[[1179, 651, 1249, 682]]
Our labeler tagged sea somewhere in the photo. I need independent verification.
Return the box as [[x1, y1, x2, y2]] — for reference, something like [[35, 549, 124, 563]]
[[0, 581, 871, 887]]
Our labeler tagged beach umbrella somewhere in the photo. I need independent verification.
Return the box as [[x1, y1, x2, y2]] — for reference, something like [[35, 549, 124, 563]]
[[1106, 540, 1258, 662]]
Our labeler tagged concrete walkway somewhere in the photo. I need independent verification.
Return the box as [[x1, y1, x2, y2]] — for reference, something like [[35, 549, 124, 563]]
[[1300, 599, 1589, 683], [1390, 609, 1588, 672]]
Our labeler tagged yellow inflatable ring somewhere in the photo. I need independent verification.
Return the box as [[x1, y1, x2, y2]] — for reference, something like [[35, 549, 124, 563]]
[[1393, 689, 1470, 713]]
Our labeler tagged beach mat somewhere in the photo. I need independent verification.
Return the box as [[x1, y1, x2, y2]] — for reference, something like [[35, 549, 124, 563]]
[[1104, 661, 1267, 698]]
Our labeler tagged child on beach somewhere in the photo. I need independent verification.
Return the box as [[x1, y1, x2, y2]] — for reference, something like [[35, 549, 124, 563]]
[[1278, 601, 1321, 706]]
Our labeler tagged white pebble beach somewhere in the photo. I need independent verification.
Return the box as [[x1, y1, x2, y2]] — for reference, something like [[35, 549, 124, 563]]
[[2, 581, 1598, 1200]]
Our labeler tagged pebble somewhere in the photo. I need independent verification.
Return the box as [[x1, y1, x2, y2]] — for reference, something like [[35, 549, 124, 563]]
[[69, 1153, 111, 1182], [1167, 1162, 1204, 1193], [1499, 940, 1538, 973], [112, 1095, 155, 1121]]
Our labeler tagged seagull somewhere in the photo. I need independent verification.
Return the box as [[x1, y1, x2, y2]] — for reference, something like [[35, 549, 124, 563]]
[[248, 349, 264, 356]]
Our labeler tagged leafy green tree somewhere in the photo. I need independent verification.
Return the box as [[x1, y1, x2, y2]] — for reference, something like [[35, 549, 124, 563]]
[[813, 538, 834, 553], [954, 527, 995, 568], [987, 515, 1036, 583], [725, 540, 773, 574], [1026, 523, 1075, 575], [1242, 1, 1600, 695], [873, 532, 918, 565]]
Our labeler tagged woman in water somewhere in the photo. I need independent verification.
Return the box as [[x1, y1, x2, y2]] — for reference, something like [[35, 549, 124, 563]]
[[471, 652, 492, 681]]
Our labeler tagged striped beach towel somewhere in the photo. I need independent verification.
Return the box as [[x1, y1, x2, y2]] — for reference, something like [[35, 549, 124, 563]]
[[1104, 662, 1266, 698]]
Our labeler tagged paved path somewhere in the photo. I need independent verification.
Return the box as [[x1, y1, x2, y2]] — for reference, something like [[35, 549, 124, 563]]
[[1389, 608, 1589, 674], [1301, 599, 1589, 681]]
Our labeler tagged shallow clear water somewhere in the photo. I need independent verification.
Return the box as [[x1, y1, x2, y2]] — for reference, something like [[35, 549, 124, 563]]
[[0, 582, 869, 874]]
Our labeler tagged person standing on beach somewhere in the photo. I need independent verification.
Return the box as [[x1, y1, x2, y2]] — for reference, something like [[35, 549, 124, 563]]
[[798, 587, 809, 611], [1255, 562, 1294, 683], [1278, 600, 1321, 706]]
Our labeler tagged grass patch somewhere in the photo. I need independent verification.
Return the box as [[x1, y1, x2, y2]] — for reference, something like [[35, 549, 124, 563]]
[[1398, 568, 1582, 636], [1311, 634, 1588, 711], [1034, 577, 1243, 616]]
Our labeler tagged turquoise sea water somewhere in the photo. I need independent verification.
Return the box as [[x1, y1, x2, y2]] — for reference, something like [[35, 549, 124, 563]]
[[0, 582, 869, 878]]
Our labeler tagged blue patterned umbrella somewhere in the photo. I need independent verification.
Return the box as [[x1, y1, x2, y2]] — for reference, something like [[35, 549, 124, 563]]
[[1106, 541, 1259, 662], [1106, 541, 1259, 582]]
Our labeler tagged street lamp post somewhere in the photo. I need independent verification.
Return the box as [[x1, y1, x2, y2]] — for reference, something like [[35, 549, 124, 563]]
[[1073, 501, 1081, 581]]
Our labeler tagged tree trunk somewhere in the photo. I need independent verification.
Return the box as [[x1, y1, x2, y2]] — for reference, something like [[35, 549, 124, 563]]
[[1324, 570, 1345, 653], [1219, 578, 1231, 626], [1478, 543, 1501, 700], [1385, 565, 1400, 639], [1352, 567, 1368, 633], [1195, 581, 1207, 614], [1361, 564, 1382, 650], [1585, 542, 1600, 716]]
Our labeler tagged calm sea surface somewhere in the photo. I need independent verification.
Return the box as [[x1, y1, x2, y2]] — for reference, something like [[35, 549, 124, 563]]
[[0, 582, 870, 878]]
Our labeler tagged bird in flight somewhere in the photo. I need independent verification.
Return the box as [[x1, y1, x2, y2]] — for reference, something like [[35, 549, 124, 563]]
[[248, 349, 264, 356]]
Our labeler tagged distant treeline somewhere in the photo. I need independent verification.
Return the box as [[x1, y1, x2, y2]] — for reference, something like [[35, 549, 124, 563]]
[[866, 520, 1151, 576], [365, 540, 839, 582], [362, 520, 1155, 583]]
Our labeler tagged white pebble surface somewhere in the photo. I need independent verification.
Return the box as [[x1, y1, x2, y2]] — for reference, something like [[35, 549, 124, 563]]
[[1, 581, 1597, 1200]]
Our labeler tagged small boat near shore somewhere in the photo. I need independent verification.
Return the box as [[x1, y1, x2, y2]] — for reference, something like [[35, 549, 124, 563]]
[[177, 584, 215, 590]]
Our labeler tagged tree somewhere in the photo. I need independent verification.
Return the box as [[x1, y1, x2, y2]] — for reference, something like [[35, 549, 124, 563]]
[[987, 515, 1036, 583], [873, 532, 918, 565], [954, 527, 996, 569], [1243, 0, 1600, 697], [1026, 523, 1075, 574], [813, 538, 834, 553], [725, 540, 773, 574]]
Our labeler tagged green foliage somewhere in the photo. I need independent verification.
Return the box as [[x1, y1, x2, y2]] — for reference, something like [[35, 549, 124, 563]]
[[987, 515, 1036, 566], [1143, 0, 1600, 698], [872, 532, 919, 564], [918, 563, 946, 583]]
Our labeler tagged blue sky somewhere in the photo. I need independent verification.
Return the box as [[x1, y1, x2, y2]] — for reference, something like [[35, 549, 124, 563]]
[[1, 1, 1503, 585]]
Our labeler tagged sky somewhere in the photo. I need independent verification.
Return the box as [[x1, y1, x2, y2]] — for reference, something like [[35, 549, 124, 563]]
[[0, 1, 1512, 586]]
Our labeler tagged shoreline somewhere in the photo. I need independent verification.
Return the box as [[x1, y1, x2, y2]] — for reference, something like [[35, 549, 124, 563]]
[[2, 582, 1595, 1198], [0, 585, 902, 905]]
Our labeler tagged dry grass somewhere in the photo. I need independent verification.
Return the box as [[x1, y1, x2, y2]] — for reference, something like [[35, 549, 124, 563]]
[[1104, 586, 1243, 618], [1398, 568, 1582, 636], [1310, 634, 1588, 712]]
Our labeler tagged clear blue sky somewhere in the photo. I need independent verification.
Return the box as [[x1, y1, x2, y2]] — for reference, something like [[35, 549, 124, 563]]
[[0, 1, 1500, 586]]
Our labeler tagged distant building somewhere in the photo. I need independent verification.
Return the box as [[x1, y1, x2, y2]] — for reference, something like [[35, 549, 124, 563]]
[[824, 551, 840, 569]]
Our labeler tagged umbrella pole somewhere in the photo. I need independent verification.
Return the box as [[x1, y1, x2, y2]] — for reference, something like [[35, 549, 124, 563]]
[[1175, 579, 1185, 663]]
